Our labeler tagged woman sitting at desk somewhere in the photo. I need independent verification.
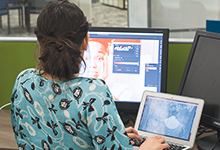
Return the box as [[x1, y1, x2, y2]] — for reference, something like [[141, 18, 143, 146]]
[[10, 1, 169, 149]]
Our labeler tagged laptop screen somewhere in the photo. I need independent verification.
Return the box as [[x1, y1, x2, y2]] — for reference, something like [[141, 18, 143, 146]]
[[80, 29, 165, 103], [138, 95, 198, 141]]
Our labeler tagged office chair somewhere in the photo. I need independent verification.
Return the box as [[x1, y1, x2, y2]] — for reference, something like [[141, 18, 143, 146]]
[[25, 0, 46, 32], [0, 1, 10, 34], [0, 0, 24, 34], [8, 0, 24, 27], [0, 102, 11, 110]]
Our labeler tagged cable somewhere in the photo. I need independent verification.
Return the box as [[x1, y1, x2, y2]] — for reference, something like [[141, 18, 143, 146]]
[[197, 125, 215, 138], [0, 102, 11, 110], [210, 135, 220, 150]]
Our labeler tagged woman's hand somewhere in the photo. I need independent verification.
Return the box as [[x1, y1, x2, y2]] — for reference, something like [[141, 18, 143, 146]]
[[125, 127, 169, 150], [139, 135, 170, 150], [125, 126, 143, 145]]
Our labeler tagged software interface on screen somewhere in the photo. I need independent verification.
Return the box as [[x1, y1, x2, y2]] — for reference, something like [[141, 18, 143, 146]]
[[80, 31, 164, 103], [138, 96, 198, 141]]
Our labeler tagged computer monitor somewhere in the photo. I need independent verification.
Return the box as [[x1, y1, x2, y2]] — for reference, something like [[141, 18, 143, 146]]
[[178, 30, 220, 149], [80, 27, 169, 116]]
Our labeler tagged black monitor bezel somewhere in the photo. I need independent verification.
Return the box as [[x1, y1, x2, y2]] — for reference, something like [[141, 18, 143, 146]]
[[88, 27, 169, 113], [177, 30, 220, 132]]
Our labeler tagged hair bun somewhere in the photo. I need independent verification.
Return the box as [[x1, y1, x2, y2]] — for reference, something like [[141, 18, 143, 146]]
[[55, 40, 65, 52]]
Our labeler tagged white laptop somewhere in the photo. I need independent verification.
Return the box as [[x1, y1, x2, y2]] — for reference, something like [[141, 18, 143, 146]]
[[133, 91, 204, 150]]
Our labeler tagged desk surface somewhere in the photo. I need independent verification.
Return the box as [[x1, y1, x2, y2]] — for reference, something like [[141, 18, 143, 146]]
[[0, 109, 216, 150], [0, 110, 17, 150]]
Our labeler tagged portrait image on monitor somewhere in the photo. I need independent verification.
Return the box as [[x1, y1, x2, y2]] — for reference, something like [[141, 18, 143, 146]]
[[80, 27, 169, 116]]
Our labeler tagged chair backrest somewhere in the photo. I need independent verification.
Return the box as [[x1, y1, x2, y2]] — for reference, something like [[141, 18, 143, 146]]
[[25, 0, 46, 14], [0, 0, 8, 10], [9, 0, 19, 3], [29, 0, 46, 9]]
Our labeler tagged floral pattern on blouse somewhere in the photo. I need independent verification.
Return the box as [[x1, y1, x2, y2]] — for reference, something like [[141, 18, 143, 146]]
[[10, 68, 133, 150]]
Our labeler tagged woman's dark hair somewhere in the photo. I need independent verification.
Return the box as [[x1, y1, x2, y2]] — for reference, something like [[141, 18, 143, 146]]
[[34, 0, 89, 80]]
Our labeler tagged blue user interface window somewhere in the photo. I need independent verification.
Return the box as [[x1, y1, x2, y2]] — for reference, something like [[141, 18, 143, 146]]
[[113, 43, 141, 74]]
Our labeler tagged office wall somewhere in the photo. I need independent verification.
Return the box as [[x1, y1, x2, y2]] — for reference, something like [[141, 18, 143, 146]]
[[0, 42, 192, 109]]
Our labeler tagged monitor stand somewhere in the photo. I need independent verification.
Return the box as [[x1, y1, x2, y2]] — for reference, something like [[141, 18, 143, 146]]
[[118, 110, 137, 126], [118, 111, 130, 125], [197, 133, 220, 150]]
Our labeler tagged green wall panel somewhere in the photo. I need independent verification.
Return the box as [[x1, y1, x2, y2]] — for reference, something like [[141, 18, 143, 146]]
[[167, 43, 192, 94], [0, 42, 37, 109], [0, 41, 192, 109]]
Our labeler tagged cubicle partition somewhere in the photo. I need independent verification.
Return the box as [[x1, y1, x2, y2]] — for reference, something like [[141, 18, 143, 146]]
[[0, 38, 37, 109], [0, 38, 192, 109]]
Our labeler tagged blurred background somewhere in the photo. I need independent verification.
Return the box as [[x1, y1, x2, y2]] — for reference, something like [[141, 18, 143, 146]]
[[1, 0, 219, 39]]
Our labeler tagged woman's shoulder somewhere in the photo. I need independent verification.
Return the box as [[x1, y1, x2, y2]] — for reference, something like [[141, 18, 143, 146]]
[[76, 77, 106, 84], [16, 68, 36, 80], [71, 77, 108, 91]]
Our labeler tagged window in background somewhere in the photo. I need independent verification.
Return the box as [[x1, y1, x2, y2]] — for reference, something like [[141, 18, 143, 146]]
[[151, 0, 219, 39], [0, 0, 57, 37], [128, 0, 220, 39], [2, 0, 217, 39], [0, 0, 128, 37]]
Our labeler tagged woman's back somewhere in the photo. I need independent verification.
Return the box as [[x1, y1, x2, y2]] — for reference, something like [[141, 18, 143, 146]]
[[11, 68, 132, 149]]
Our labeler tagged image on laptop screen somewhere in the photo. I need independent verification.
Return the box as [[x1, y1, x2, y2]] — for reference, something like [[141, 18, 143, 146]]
[[80, 29, 165, 103], [138, 96, 198, 141]]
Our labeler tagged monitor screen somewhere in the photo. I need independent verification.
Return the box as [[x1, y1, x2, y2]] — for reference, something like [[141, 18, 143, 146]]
[[178, 30, 220, 132], [80, 27, 169, 113]]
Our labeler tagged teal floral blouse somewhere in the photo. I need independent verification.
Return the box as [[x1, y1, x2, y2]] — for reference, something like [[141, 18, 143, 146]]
[[10, 68, 133, 150]]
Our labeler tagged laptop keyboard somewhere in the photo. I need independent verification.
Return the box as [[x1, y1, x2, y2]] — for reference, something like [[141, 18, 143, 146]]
[[131, 138, 190, 150], [165, 142, 187, 150], [130, 138, 146, 146]]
